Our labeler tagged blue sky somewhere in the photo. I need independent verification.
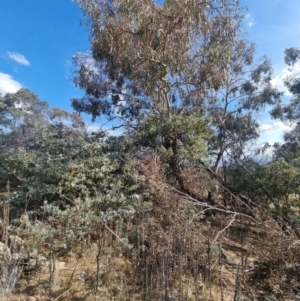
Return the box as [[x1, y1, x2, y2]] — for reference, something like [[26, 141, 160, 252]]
[[0, 0, 300, 142], [239, 0, 300, 144], [0, 0, 89, 111]]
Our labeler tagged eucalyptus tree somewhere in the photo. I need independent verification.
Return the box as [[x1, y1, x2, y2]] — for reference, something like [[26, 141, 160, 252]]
[[0, 89, 50, 153], [0, 89, 51, 192], [71, 0, 248, 188], [0, 89, 89, 200], [206, 40, 282, 174], [72, 0, 243, 124], [271, 47, 300, 163], [271, 47, 300, 121]]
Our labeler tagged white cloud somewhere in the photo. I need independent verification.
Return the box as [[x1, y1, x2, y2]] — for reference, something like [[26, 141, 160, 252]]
[[0, 72, 22, 95], [258, 121, 295, 144], [245, 14, 256, 28], [271, 65, 300, 96], [7, 52, 30, 66], [87, 124, 102, 133], [260, 121, 294, 134]]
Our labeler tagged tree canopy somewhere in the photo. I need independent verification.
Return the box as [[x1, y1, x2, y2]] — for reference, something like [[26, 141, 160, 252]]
[[72, 0, 243, 126]]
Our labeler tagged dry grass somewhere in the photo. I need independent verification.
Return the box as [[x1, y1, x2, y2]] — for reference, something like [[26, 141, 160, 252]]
[[2, 156, 300, 300]]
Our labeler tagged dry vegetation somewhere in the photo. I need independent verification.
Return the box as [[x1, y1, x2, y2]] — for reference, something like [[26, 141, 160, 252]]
[[1, 156, 300, 301]]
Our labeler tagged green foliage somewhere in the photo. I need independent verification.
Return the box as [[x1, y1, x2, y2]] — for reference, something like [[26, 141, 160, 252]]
[[137, 113, 211, 164], [269, 48, 300, 207], [4, 125, 147, 219], [270, 47, 300, 121], [265, 158, 299, 212], [273, 122, 300, 176], [2, 121, 151, 258], [0, 89, 49, 155], [226, 159, 267, 203], [0, 88, 48, 129], [226, 158, 300, 215]]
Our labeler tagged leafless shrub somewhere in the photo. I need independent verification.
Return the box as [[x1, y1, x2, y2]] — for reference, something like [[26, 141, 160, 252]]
[[0, 246, 23, 297]]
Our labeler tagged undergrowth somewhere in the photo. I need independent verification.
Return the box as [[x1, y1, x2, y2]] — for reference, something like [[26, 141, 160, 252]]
[[1, 156, 300, 301]]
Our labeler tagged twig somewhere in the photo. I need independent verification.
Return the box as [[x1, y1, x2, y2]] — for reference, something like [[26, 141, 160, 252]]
[[172, 187, 256, 222], [52, 281, 82, 301], [59, 193, 76, 206], [104, 223, 126, 245], [212, 213, 237, 245], [11, 171, 26, 182]]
